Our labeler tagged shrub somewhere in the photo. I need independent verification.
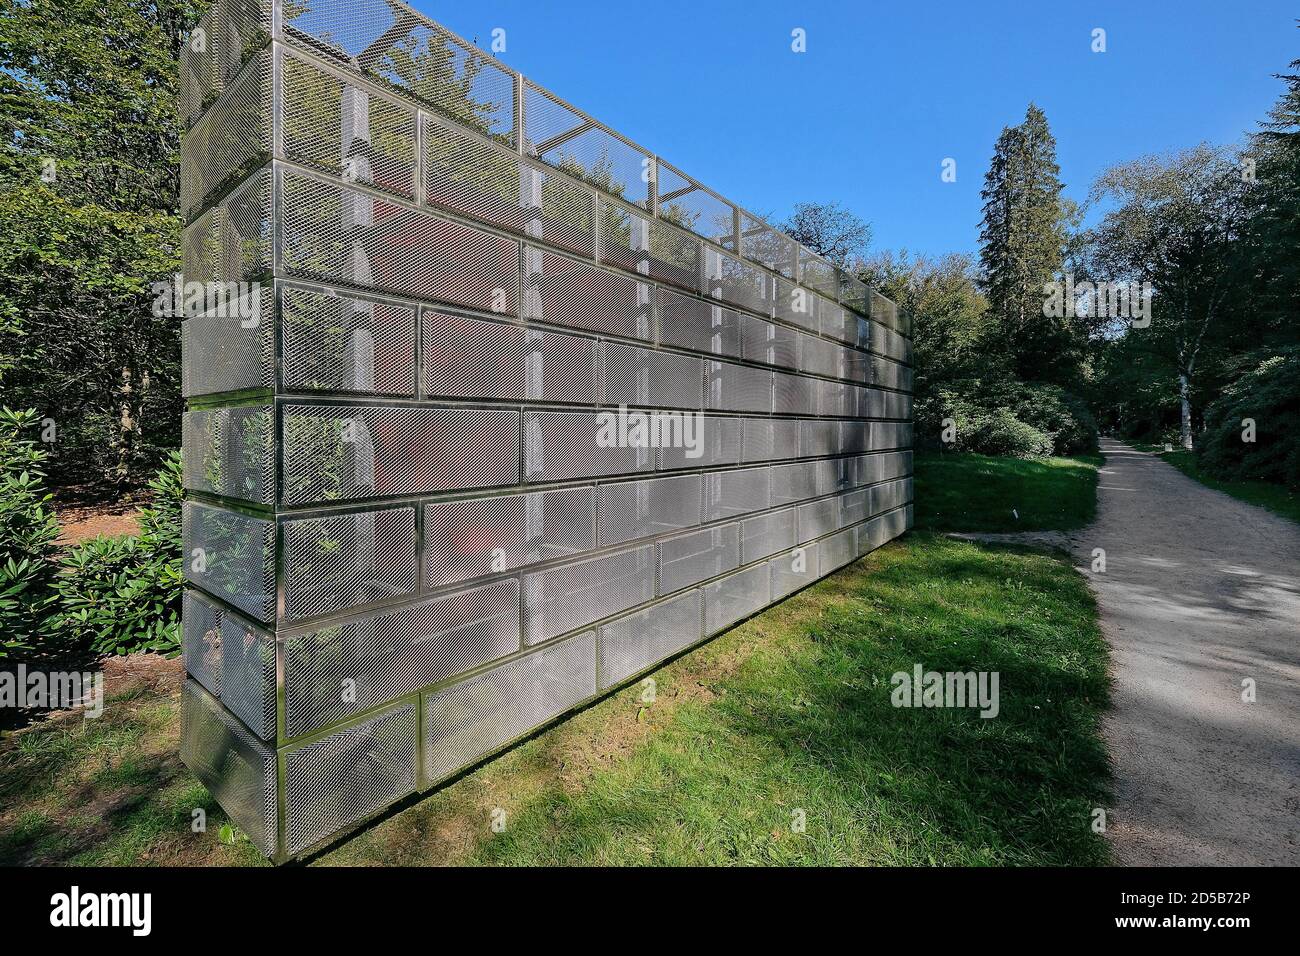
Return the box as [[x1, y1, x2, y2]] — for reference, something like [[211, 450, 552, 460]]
[[56, 452, 183, 656], [920, 390, 1054, 458], [1197, 348, 1300, 488], [963, 406, 1055, 458], [985, 381, 1099, 455], [0, 409, 63, 662]]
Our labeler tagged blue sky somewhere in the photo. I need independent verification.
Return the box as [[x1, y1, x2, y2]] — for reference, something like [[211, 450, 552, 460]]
[[413, 0, 1297, 259]]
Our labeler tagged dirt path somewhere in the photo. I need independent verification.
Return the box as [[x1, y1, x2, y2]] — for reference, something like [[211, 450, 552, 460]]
[[1073, 440, 1300, 865]]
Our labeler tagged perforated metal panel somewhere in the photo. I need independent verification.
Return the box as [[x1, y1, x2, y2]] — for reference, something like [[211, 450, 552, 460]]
[[525, 410, 653, 482], [181, 47, 271, 219], [657, 415, 742, 470], [182, 589, 224, 697], [869, 420, 913, 451], [774, 277, 818, 332], [423, 113, 595, 256], [773, 371, 820, 416], [800, 419, 840, 458], [220, 614, 278, 740], [770, 543, 820, 599], [872, 357, 914, 393], [738, 512, 795, 564], [601, 343, 703, 410], [820, 379, 852, 418], [704, 563, 770, 634], [182, 588, 276, 739], [180, 679, 278, 857], [183, 500, 276, 623], [182, 286, 275, 398], [282, 0, 516, 144], [180, 0, 273, 129], [820, 527, 857, 572], [814, 458, 851, 497], [741, 418, 801, 464], [871, 477, 914, 517], [840, 274, 870, 317], [799, 253, 839, 300], [523, 246, 652, 341], [797, 497, 839, 543], [423, 310, 597, 403], [839, 489, 869, 529], [741, 212, 797, 278], [857, 506, 909, 556], [657, 523, 740, 595], [279, 167, 520, 314], [283, 579, 520, 738], [657, 288, 742, 358], [282, 284, 417, 395], [283, 700, 417, 856], [799, 333, 843, 380], [705, 361, 772, 413], [770, 461, 818, 506], [282, 404, 520, 504], [656, 161, 737, 249], [841, 420, 869, 456], [524, 82, 649, 208], [703, 466, 770, 522], [523, 544, 654, 644], [744, 316, 799, 368], [282, 506, 417, 621], [599, 200, 700, 291], [705, 248, 770, 315], [597, 475, 701, 547], [857, 450, 912, 486], [598, 591, 703, 689], [182, 166, 272, 286], [424, 486, 595, 589], [423, 631, 597, 785], [283, 49, 416, 200]]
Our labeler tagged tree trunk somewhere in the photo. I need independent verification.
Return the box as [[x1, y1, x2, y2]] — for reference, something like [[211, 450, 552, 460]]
[[1178, 371, 1193, 450]]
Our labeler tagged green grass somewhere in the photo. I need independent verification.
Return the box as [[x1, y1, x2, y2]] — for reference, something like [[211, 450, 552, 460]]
[[3, 533, 1110, 866], [912, 452, 1102, 534], [1157, 449, 1300, 525], [0, 683, 267, 867]]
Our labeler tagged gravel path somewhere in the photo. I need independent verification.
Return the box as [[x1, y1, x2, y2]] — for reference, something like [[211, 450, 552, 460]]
[[1073, 440, 1300, 865]]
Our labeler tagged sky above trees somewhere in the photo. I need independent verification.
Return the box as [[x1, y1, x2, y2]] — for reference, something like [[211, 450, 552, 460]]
[[418, 0, 1297, 257]]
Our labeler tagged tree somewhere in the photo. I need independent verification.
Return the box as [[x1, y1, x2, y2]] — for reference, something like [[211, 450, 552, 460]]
[[1089, 145, 1251, 449], [977, 104, 1080, 385], [859, 250, 990, 398], [0, 0, 205, 488], [782, 200, 872, 268], [1237, 49, 1300, 348]]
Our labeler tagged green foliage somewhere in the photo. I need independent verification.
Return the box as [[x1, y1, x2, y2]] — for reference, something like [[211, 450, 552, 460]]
[[56, 452, 184, 656], [0, 409, 63, 661], [0, 0, 204, 489], [1196, 348, 1300, 488], [961, 406, 1054, 459], [983, 381, 1099, 455], [978, 104, 1083, 386]]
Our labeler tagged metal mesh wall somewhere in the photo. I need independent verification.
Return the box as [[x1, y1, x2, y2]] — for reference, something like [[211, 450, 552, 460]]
[[180, 0, 914, 862]]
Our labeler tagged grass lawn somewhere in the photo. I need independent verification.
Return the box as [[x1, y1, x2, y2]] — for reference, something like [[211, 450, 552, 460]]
[[1, 534, 1110, 867], [912, 452, 1101, 534], [1156, 449, 1300, 525]]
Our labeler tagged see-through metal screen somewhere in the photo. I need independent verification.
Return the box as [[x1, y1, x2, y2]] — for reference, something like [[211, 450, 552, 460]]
[[179, 0, 914, 861]]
